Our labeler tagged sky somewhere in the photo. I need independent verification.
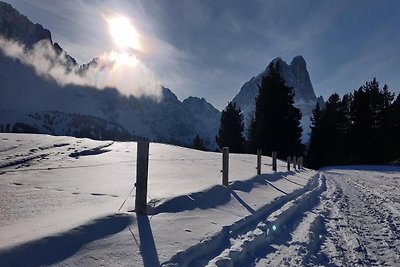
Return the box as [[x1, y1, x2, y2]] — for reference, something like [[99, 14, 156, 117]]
[[4, 0, 400, 110]]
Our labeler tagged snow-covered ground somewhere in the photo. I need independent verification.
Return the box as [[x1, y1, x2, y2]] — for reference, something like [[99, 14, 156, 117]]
[[0, 133, 399, 266]]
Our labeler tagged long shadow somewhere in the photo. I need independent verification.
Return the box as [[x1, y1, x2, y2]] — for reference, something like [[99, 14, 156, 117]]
[[152, 184, 231, 214], [231, 191, 255, 213], [264, 180, 288, 195], [0, 214, 132, 267], [282, 176, 305, 187], [137, 215, 160, 267], [229, 172, 291, 192], [153, 171, 295, 214]]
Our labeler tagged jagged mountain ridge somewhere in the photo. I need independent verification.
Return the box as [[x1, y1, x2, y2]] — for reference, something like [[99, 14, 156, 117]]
[[232, 56, 324, 142], [0, 1, 220, 148]]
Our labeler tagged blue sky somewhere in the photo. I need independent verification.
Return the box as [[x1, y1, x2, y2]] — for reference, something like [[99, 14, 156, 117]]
[[5, 0, 400, 110]]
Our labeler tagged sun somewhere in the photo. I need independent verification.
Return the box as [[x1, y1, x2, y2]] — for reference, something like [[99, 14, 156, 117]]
[[106, 15, 141, 50]]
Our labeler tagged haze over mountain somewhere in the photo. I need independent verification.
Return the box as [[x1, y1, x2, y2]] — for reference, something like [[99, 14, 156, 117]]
[[0, 1, 220, 148]]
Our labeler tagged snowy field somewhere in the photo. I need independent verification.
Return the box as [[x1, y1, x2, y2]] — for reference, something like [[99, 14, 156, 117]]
[[0, 133, 399, 266]]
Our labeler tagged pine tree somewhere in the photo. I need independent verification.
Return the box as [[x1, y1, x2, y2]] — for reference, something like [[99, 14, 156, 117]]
[[192, 134, 206, 151], [306, 102, 324, 168], [306, 94, 350, 168], [391, 94, 400, 162], [348, 78, 394, 163], [216, 101, 246, 153], [307, 78, 398, 168], [379, 84, 395, 162], [249, 62, 304, 159]]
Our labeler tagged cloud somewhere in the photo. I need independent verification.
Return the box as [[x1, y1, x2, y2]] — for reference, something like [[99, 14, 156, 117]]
[[0, 36, 162, 99]]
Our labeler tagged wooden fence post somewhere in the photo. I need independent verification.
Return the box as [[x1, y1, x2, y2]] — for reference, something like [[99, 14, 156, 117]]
[[272, 151, 277, 172], [257, 149, 262, 175], [222, 147, 229, 186], [135, 141, 149, 215], [293, 156, 297, 170], [287, 156, 291, 171]]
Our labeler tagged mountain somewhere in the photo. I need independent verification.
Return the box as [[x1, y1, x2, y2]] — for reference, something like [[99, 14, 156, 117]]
[[0, 1, 220, 149], [232, 56, 324, 142], [182, 96, 220, 143], [0, 1, 51, 46]]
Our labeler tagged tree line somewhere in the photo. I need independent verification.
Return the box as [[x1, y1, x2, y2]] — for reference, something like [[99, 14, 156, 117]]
[[307, 78, 400, 168], [193, 64, 400, 170]]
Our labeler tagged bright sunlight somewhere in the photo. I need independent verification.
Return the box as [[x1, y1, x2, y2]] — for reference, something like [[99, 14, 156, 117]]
[[106, 15, 141, 50]]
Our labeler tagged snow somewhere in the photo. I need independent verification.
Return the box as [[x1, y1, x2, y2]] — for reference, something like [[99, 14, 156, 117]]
[[1, 133, 400, 266]]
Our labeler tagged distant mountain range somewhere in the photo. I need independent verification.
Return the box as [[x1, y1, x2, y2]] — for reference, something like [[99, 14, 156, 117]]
[[0, 1, 322, 148], [0, 1, 220, 148]]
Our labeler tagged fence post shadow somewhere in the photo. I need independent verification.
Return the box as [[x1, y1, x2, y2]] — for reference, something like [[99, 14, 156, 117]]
[[230, 190, 255, 214], [137, 215, 160, 267]]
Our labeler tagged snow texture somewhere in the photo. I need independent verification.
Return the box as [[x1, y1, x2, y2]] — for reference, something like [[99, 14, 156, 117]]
[[1, 133, 400, 267]]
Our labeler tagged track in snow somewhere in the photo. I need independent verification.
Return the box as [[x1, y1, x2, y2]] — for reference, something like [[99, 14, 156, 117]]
[[321, 168, 400, 267], [163, 167, 400, 267]]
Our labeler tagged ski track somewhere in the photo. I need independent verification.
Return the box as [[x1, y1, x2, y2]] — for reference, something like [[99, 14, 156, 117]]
[[163, 168, 400, 267], [321, 170, 400, 266], [162, 173, 326, 267]]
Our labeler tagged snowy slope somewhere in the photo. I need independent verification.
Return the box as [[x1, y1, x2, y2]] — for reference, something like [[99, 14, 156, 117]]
[[232, 56, 324, 142], [0, 133, 315, 266], [1, 134, 399, 266]]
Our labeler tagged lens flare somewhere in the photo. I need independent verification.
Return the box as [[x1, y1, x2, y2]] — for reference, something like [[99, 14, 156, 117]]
[[272, 225, 277, 231], [106, 15, 140, 50]]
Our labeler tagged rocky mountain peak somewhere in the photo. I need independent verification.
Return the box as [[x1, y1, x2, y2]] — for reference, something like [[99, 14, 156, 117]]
[[232, 55, 323, 142], [0, 1, 52, 46], [290, 55, 306, 68]]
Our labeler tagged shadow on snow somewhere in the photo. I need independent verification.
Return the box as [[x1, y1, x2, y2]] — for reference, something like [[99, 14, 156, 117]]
[[0, 214, 132, 266]]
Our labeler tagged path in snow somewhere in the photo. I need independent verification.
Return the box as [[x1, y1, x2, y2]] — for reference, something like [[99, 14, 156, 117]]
[[163, 167, 400, 267], [320, 167, 400, 266]]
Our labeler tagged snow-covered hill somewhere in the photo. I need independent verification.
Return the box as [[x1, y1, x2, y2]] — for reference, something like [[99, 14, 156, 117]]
[[0, 133, 399, 266], [232, 56, 324, 142], [0, 1, 220, 149]]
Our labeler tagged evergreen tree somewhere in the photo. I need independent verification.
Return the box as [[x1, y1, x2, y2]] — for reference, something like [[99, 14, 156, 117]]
[[306, 102, 324, 168], [216, 101, 245, 153], [306, 94, 349, 168], [348, 78, 394, 163], [379, 84, 395, 162], [391, 94, 400, 162], [248, 62, 303, 159], [307, 78, 398, 168], [192, 134, 206, 151]]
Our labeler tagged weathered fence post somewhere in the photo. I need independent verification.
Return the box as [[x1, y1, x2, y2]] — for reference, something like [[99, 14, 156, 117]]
[[293, 156, 297, 170], [222, 147, 229, 186], [272, 151, 277, 172], [287, 156, 291, 171], [135, 141, 149, 215], [257, 149, 262, 175]]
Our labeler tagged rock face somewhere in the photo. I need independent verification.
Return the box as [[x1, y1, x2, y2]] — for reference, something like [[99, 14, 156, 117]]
[[0, 1, 220, 149], [232, 56, 324, 142], [0, 1, 51, 46]]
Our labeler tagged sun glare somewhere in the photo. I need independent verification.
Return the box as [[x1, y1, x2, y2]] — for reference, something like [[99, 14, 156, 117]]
[[107, 15, 140, 50]]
